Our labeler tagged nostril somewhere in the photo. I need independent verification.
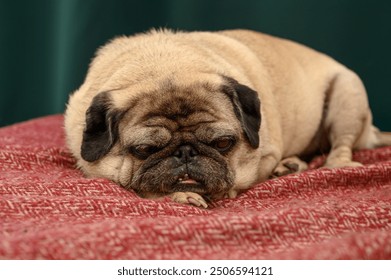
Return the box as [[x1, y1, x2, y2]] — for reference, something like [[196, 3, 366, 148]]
[[187, 146, 199, 157], [173, 145, 198, 161], [173, 149, 182, 158]]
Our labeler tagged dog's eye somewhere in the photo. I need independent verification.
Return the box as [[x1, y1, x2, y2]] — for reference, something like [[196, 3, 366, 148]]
[[212, 137, 235, 153], [130, 144, 159, 159]]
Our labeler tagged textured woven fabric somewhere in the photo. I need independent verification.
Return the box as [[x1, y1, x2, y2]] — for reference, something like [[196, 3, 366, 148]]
[[1, 115, 390, 259]]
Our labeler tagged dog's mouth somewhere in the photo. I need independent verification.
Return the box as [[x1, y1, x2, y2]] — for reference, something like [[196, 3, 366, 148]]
[[173, 173, 206, 193], [177, 173, 199, 185]]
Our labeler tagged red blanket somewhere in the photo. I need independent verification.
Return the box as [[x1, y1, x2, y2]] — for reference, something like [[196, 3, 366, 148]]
[[1, 115, 390, 259]]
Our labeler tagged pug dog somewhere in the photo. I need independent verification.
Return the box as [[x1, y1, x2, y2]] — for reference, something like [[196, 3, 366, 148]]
[[64, 29, 391, 208]]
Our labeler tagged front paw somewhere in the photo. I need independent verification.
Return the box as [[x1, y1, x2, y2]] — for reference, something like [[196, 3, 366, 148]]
[[272, 156, 308, 178], [170, 192, 208, 208]]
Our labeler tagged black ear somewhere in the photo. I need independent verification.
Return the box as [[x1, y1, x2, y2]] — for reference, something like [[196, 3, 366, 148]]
[[81, 92, 122, 162], [222, 76, 261, 148]]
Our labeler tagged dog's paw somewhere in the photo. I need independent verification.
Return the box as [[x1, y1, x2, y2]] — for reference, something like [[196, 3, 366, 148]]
[[272, 156, 308, 178], [170, 192, 208, 208], [226, 189, 239, 198]]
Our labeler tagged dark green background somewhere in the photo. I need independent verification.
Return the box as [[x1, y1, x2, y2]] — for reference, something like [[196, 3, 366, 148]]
[[1, 0, 390, 129]]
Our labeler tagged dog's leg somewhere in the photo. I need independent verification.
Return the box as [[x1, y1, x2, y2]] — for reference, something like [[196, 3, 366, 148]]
[[323, 70, 371, 168], [375, 130, 391, 147], [324, 136, 364, 168], [271, 156, 308, 177]]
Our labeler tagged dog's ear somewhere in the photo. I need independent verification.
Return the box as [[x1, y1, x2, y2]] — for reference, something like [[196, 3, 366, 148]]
[[81, 92, 122, 162], [222, 76, 261, 148]]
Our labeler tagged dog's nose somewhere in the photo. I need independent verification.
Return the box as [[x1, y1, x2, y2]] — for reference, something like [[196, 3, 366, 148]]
[[173, 145, 199, 163]]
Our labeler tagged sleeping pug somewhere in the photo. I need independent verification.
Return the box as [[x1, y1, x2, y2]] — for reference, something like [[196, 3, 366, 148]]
[[64, 29, 391, 208]]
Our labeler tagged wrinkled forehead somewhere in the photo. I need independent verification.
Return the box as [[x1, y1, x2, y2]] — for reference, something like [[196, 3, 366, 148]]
[[137, 84, 220, 121], [116, 78, 238, 130], [110, 71, 224, 107]]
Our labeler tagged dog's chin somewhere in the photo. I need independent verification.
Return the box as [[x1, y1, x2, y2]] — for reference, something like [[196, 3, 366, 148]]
[[131, 174, 232, 200], [129, 154, 235, 200]]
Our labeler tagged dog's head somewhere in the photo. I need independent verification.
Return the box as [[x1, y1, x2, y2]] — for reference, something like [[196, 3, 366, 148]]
[[79, 75, 261, 199]]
